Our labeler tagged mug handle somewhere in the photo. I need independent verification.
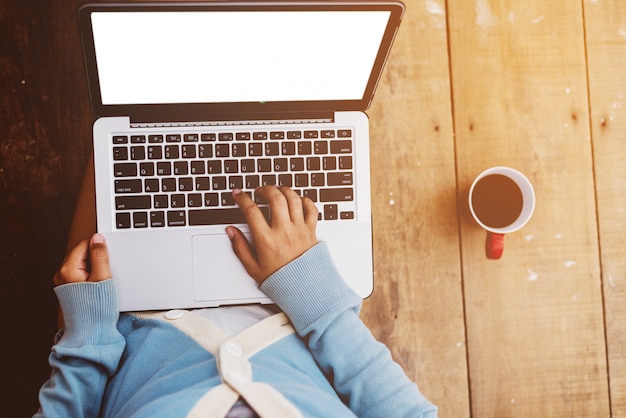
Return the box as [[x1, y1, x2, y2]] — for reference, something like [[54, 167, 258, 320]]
[[486, 232, 505, 259]]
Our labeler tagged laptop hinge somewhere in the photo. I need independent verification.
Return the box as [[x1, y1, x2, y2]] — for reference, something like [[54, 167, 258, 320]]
[[129, 111, 335, 128]]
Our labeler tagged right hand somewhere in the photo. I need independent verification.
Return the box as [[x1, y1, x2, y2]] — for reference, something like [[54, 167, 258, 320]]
[[226, 186, 319, 284]]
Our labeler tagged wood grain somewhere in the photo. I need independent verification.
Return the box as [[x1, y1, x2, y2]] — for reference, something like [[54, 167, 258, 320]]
[[585, 0, 626, 415], [362, 1, 470, 416], [447, 0, 609, 416]]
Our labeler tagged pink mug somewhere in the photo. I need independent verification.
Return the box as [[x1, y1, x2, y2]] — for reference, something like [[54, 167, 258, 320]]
[[468, 167, 535, 259]]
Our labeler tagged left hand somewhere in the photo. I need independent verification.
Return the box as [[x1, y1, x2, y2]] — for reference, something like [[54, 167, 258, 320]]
[[53, 233, 112, 286], [226, 186, 319, 284]]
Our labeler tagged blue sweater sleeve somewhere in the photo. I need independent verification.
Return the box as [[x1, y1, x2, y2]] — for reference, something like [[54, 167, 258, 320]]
[[35, 279, 126, 418], [261, 242, 438, 418]]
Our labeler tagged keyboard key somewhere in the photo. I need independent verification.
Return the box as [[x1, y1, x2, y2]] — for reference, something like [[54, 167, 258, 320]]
[[298, 141, 312, 155], [182, 145, 197, 158], [167, 210, 186, 226], [113, 135, 128, 144], [198, 144, 213, 158], [270, 131, 284, 140], [241, 159, 255, 173], [311, 173, 325, 186], [339, 156, 352, 170], [204, 193, 219, 206], [161, 178, 176, 192], [224, 160, 239, 173], [131, 135, 146, 143], [170, 194, 185, 208], [148, 135, 164, 143], [165, 145, 179, 159], [148, 145, 162, 159], [174, 161, 188, 175], [320, 188, 354, 202], [314, 141, 328, 154], [196, 177, 211, 190], [178, 177, 193, 191], [156, 162, 171, 176], [321, 130, 335, 138], [207, 160, 222, 174], [340, 211, 355, 220], [189, 207, 270, 226], [274, 158, 288, 172], [187, 193, 204, 208], [144, 178, 159, 193], [190, 161, 205, 175], [213, 176, 227, 190], [139, 162, 154, 176], [219, 132, 234, 141], [307, 157, 320, 171], [282, 142, 296, 155], [154, 195, 168, 209], [303, 189, 318, 202], [323, 156, 336, 170], [262, 174, 276, 186], [327, 172, 353, 186], [232, 143, 246, 157], [249, 143, 263, 156], [236, 132, 251, 141], [221, 192, 236, 206], [115, 179, 142, 193], [338, 129, 352, 138], [253, 132, 268, 140], [116, 195, 151, 210], [114, 163, 137, 177], [290, 157, 305, 171], [201, 133, 216, 142], [324, 204, 338, 220], [116, 212, 131, 228], [265, 142, 279, 156], [304, 130, 318, 138], [133, 212, 148, 228], [245, 175, 260, 189], [295, 173, 309, 188], [113, 147, 128, 160], [330, 140, 352, 154], [150, 211, 165, 227], [278, 174, 292, 187], [184, 133, 199, 142], [131, 146, 145, 160], [229, 176, 244, 190], [166, 134, 181, 142], [258, 159, 272, 172], [215, 144, 230, 157]]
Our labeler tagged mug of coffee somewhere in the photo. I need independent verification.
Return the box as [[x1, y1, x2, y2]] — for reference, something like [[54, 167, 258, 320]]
[[468, 167, 535, 259]]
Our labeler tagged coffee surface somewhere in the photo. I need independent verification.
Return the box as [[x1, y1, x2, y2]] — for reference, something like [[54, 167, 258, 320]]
[[471, 174, 523, 229]]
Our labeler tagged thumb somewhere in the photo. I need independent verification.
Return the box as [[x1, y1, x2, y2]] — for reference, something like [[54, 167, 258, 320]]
[[88, 233, 112, 282], [226, 226, 262, 283]]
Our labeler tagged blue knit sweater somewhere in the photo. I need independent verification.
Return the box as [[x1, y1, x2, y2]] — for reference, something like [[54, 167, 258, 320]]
[[36, 242, 437, 417]]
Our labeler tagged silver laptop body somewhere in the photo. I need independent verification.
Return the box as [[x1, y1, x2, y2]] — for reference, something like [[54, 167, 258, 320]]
[[79, 1, 404, 311]]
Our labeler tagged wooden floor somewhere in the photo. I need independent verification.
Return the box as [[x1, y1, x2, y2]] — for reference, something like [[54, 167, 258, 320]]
[[2, 0, 625, 416]]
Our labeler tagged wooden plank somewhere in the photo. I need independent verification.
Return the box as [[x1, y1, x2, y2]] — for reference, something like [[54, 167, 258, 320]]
[[584, 0, 626, 415], [447, 0, 610, 416], [361, 1, 470, 417]]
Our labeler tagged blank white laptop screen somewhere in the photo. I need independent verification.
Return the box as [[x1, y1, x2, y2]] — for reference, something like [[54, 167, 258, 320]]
[[90, 11, 392, 105]]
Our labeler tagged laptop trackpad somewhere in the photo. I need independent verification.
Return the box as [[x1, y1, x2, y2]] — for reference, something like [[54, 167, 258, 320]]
[[192, 233, 267, 303]]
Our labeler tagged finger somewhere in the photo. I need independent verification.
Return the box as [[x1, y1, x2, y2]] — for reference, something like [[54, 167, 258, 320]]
[[302, 196, 319, 231], [256, 186, 290, 226], [88, 233, 112, 282], [233, 189, 271, 237], [226, 226, 263, 283], [278, 187, 305, 223], [54, 239, 90, 285]]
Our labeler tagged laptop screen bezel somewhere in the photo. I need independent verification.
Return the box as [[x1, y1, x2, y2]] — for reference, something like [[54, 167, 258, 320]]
[[78, 1, 405, 122]]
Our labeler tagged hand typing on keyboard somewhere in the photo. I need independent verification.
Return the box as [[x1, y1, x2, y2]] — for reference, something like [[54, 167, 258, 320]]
[[226, 186, 319, 284]]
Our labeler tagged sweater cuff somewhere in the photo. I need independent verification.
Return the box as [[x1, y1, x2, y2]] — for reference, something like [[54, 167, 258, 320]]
[[54, 279, 120, 347], [260, 242, 361, 333]]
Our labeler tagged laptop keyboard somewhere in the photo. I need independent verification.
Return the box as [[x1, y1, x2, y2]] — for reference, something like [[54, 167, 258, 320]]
[[111, 127, 356, 229]]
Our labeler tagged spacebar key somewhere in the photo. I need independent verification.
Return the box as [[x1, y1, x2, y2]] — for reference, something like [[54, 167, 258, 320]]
[[188, 207, 270, 226]]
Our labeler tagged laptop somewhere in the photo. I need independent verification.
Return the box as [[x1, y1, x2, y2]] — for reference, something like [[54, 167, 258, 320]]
[[78, 1, 404, 311]]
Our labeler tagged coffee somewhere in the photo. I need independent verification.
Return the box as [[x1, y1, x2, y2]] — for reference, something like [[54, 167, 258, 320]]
[[471, 174, 523, 229]]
